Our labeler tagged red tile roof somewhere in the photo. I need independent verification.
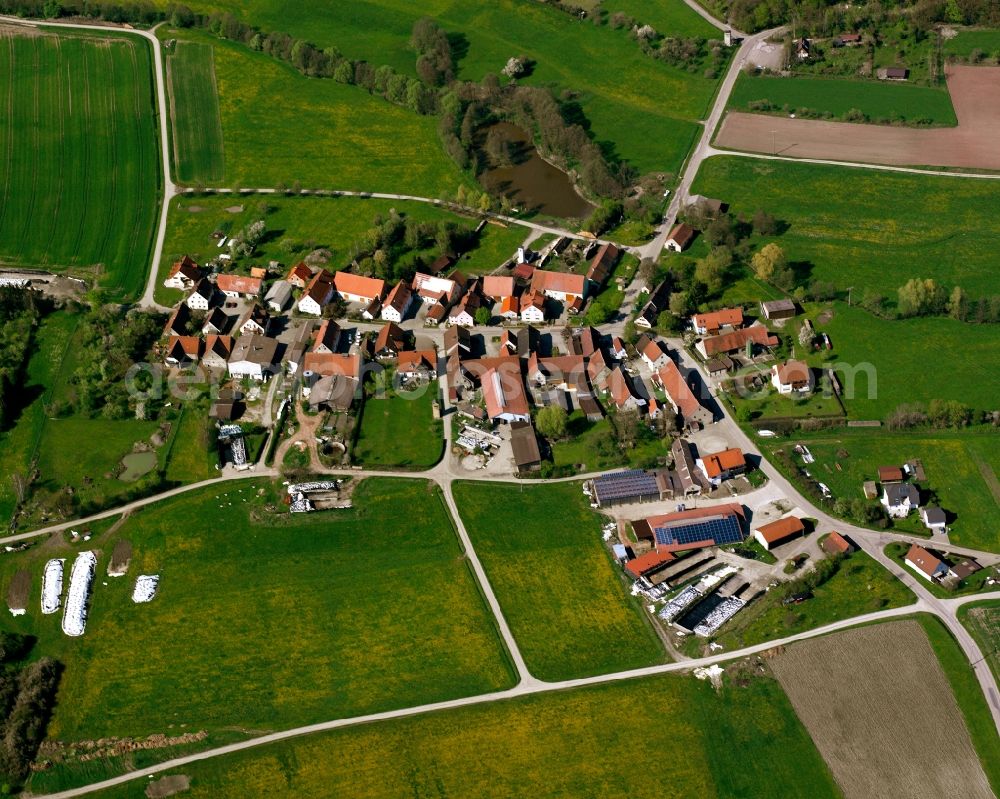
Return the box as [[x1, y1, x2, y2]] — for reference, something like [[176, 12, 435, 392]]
[[302, 269, 336, 305], [654, 360, 702, 419], [693, 307, 743, 333], [754, 516, 804, 544], [667, 223, 696, 250], [334, 270, 386, 300], [625, 548, 676, 578], [286, 262, 313, 285], [375, 321, 406, 353], [905, 544, 945, 578], [216, 274, 262, 295], [512, 263, 535, 281], [700, 448, 746, 479], [700, 325, 777, 356], [167, 335, 201, 361], [302, 351, 361, 379], [774, 359, 811, 387], [822, 531, 852, 555], [482, 275, 515, 298], [397, 349, 437, 374], [382, 280, 412, 314], [482, 360, 529, 420], [168, 255, 200, 280], [878, 466, 904, 483], [530, 269, 587, 297], [204, 334, 233, 360]]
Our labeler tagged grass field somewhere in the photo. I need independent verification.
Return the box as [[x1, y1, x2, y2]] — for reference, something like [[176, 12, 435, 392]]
[[165, 40, 225, 184], [87, 668, 838, 799], [603, 0, 721, 38], [0, 26, 160, 300], [703, 551, 914, 653], [944, 28, 1000, 58], [959, 601, 1000, 683], [353, 388, 443, 468], [453, 481, 664, 680], [770, 619, 995, 799], [759, 429, 1000, 551], [159, 27, 469, 195], [729, 73, 958, 125], [162, 403, 217, 483], [169, 0, 723, 176], [0, 478, 514, 751], [771, 302, 999, 420], [550, 412, 668, 472], [691, 156, 1000, 297], [156, 194, 526, 304]]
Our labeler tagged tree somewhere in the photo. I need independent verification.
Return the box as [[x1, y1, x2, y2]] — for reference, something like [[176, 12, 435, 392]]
[[474, 306, 492, 326], [668, 291, 690, 317], [694, 247, 731, 295], [751, 242, 786, 282], [897, 278, 945, 317], [947, 285, 969, 321], [536, 405, 568, 439], [638, 257, 657, 287], [752, 208, 778, 236]]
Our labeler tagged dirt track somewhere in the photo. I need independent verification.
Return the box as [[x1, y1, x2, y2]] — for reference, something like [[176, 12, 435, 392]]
[[716, 66, 1000, 169]]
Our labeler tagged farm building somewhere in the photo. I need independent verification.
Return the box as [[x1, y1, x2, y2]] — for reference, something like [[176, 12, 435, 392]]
[[530, 269, 587, 302], [216, 274, 262, 298], [753, 516, 805, 551], [760, 298, 797, 321], [482, 361, 530, 423], [625, 549, 676, 580], [333, 270, 386, 305], [586, 242, 619, 288], [877, 465, 905, 483], [692, 307, 743, 336], [696, 325, 777, 358], [165, 335, 201, 366], [510, 421, 542, 473], [264, 280, 293, 313], [822, 531, 854, 555], [163, 303, 191, 338], [591, 470, 662, 507], [298, 270, 336, 315], [665, 223, 696, 253], [862, 480, 878, 499], [653, 361, 713, 430], [632, 503, 746, 553]]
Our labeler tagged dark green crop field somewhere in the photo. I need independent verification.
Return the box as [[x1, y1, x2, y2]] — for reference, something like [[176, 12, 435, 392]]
[[0, 26, 160, 300]]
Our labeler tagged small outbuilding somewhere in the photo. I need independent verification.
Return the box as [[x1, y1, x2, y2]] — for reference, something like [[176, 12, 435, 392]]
[[753, 516, 805, 551]]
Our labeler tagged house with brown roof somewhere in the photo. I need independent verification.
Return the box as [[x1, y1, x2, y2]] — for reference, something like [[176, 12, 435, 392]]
[[587, 349, 612, 390], [772, 360, 814, 394], [822, 531, 854, 556], [164, 256, 201, 290], [528, 354, 587, 393], [606, 366, 646, 412], [216, 274, 263, 298], [653, 360, 713, 430], [510, 420, 542, 473], [374, 322, 407, 358], [380, 280, 414, 323], [444, 325, 471, 359], [186, 278, 217, 311], [760, 298, 797, 321], [312, 319, 341, 354], [448, 288, 481, 327], [228, 334, 281, 381], [692, 307, 743, 336], [698, 447, 746, 485], [333, 270, 386, 305], [482, 360, 530, 423], [201, 307, 231, 336], [236, 304, 270, 337], [397, 349, 437, 379], [753, 516, 805, 551], [670, 438, 705, 495], [695, 325, 778, 358], [165, 335, 201, 366], [638, 335, 671, 370], [285, 261, 314, 289], [878, 465, 904, 483], [425, 301, 448, 326], [302, 351, 363, 411], [530, 269, 588, 302], [586, 243, 618, 288], [202, 334, 234, 370], [904, 544, 948, 581], [665, 223, 696, 253], [298, 269, 336, 315]]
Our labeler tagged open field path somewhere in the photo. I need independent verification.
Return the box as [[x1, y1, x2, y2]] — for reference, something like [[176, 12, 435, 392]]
[[35, 596, 978, 799]]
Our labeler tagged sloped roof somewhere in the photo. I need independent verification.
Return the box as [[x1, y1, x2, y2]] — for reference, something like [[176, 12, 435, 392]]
[[700, 325, 777, 356], [216, 274, 262, 295], [481, 360, 529, 420], [530, 269, 587, 296], [334, 270, 385, 299], [482, 275, 515, 298], [754, 516, 804, 544], [654, 360, 702, 419], [701, 448, 746, 478], [693, 307, 742, 332]]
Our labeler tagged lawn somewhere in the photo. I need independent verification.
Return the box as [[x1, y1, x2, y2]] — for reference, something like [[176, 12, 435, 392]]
[[958, 601, 1000, 684], [943, 27, 1000, 59], [158, 27, 469, 195], [155, 193, 525, 304], [165, 40, 225, 184], [698, 550, 914, 653], [353, 387, 444, 468], [452, 481, 664, 680], [691, 155, 1000, 297], [550, 412, 668, 472], [604, 0, 721, 38], [87, 669, 837, 799], [0, 26, 160, 301], [759, 429, 1000, 551], [724, 378, 845, 423], [168, 0, 723, 176], [163, 403, 218, 483], [729, 72, 957, 125], [0, 479, 514, 763]]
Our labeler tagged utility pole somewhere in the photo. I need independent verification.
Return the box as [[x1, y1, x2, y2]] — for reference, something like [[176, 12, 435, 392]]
[[847, 286, 854, 306]]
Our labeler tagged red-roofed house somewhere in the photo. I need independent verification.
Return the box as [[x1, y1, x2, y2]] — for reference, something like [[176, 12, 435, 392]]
[[625, 548, 676, 579], [653, 360, 713, 429], [512, 262, 535, 282], [286, 262, 314, 289], [696, 325, 778, 358], [530, 269, 588, 302], [500, 294, 520, 321], [298, 269, 336, 315], [904, 544, 948, 582], [202, 334, 234, 370], [638, 335, 671, 370], [606, 366, 646, 412], [586, 242, 618, 288], [216, 274, 263, 298], [520, 291, 546, 323], [698, 448, 747, 484], [482, 275, 515, 300], [164, 335, 201, 366], [381, 281, 414, 322], [772, 360, 814, 394], [333, 271, 386, 304], [163, 256, 201, 290], [312, 319, 341, 354], [374, 322, 407, 358], [397, 349, 437, 379], [691, 307, 743, 336], [665, 223, 696, 253], [482, 360, 530, 423]]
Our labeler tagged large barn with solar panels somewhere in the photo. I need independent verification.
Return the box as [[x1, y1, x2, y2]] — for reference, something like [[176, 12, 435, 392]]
[[632, 504, 746, 553]]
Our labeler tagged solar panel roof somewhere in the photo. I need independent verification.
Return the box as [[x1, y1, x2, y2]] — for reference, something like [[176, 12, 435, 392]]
[[593, 470, 659, 503], [653, 513, 744, 547]]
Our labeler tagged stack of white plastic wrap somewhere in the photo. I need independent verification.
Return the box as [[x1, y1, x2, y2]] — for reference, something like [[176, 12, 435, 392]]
[[41, 559, 65, 615], [61, 551, 96, 636], [132, 574, 160, 603]]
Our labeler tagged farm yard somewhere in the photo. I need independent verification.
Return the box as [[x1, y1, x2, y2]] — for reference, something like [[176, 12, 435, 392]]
[[161, 0, 725, 176], [0, 25, 161, 301], [353, 388, 444, 468], [158, 27, 468, 196], [769, 619, 1000, 799], [691, 156, 1000, 298], [1, 477, 515, 793], [155, 194, 527, 305], [758, 430, 1000, 551], [165, 40, 225, 184], [83, 668, 837, 799], [728, 73, 957, 126], [716, 66, 1000, 170], [453, 481, 665, 680]]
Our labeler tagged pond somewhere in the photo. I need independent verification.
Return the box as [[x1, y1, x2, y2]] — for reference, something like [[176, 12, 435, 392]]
[[119, 451, 158, 482], [479, 122, 596, 220]]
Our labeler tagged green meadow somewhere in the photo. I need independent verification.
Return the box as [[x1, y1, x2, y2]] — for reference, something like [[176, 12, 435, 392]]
[[0, 478, 514, 750], [159, 27, 469, 195], [729, 73, 957, 125], [453, 481, 664, 680], [87, 669, 837, 799], [0, 26, 160, 300], [692, 155, 1000, 297], [604, 0, 721, 38], [353, 388, 444, 468], [167, 0, 724, 175], [165, 40, 225, 183]]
